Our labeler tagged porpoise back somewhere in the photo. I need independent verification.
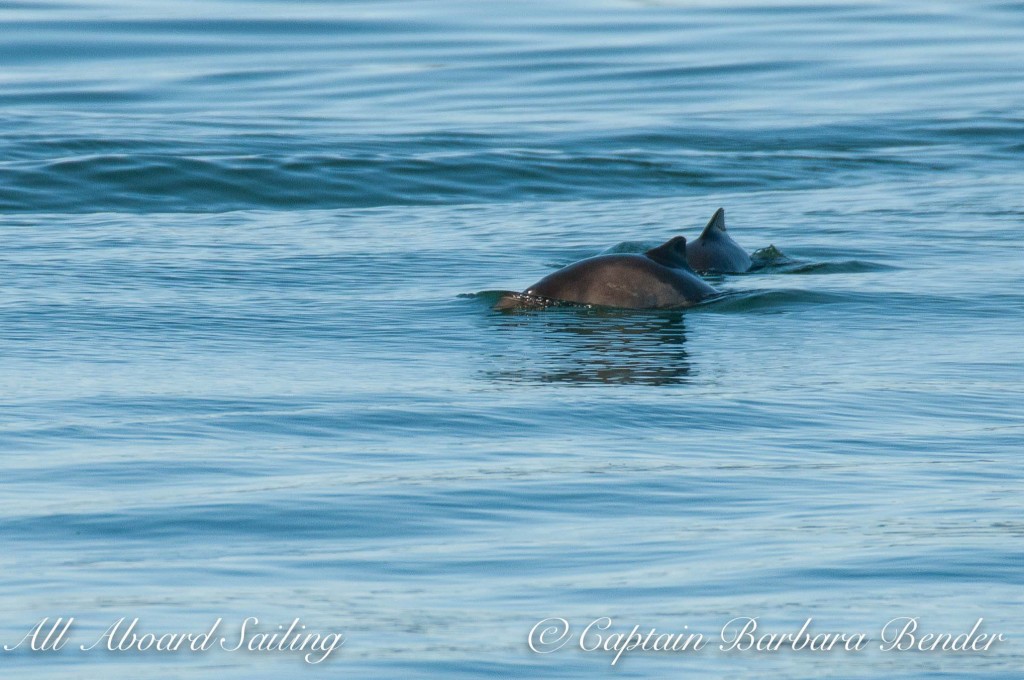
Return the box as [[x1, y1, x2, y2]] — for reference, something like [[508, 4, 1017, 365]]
[[509, 236, 717, 309]]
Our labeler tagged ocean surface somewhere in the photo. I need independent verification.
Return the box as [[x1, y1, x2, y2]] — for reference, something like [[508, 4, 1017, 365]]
[[2, 1, 1023, 678]]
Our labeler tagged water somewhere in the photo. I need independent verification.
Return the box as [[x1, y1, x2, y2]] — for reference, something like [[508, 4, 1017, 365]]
[[2, 1, 1023, 678]]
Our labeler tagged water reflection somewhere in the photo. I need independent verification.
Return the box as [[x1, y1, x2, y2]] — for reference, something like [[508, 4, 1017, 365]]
[[485, 307, 692, 386]]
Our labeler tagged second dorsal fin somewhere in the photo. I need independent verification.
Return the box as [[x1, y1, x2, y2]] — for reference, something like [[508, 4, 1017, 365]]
[[699, 208, 727, 239]]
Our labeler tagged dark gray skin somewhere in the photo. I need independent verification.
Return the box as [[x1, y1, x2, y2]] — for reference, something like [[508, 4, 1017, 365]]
[[506, 236, 718, 309], [686, 208, 753, 273]]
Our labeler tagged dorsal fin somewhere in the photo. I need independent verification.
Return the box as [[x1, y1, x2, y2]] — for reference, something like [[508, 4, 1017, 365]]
[[645, 235, 690, 270], [699, 208, 727, 239]]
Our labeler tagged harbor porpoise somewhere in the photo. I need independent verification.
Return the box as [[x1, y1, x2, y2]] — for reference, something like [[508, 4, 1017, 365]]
[[686, 208, 752, 273], [496, 235, 717, 310]]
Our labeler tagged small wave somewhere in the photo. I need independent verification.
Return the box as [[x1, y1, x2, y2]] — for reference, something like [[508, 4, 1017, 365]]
[[699, 288, 856, 313], [779, 260, 899, 275], [5, 113, 1020, 212]]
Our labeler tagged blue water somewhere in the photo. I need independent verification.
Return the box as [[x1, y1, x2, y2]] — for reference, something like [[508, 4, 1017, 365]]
[[2, 1, 1023, 678]]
